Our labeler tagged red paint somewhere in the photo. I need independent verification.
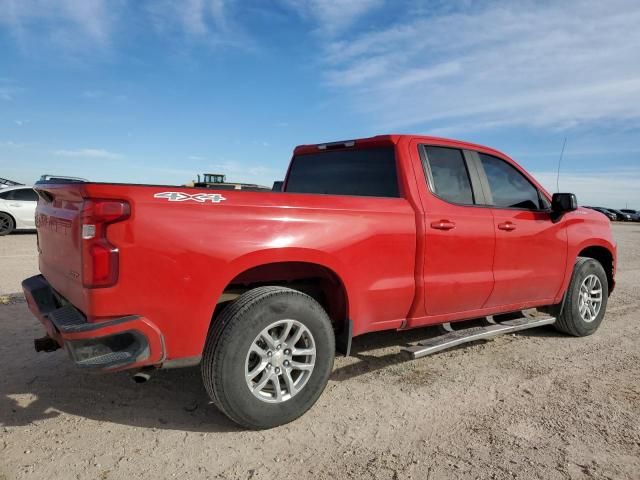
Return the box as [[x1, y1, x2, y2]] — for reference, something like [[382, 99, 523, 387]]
[[27, 134, 616, 370]]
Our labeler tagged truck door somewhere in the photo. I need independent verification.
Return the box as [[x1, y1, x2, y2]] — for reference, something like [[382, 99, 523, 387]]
[[416, 144, 496, 317], [474, 152, 568, 307]]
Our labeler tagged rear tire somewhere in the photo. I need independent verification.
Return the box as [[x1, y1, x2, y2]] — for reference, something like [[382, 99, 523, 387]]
[[0, 213, 15, 236], [554, 257, 608, 336], [201, 286, 335, 429]]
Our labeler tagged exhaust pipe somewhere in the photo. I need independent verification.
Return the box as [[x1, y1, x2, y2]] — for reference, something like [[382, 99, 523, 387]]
[[132, 371, 152, 384], [34, 336, 60, 353]]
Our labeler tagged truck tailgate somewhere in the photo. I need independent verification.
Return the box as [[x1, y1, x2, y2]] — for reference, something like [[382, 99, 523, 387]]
[[34, 184, 86, 311]]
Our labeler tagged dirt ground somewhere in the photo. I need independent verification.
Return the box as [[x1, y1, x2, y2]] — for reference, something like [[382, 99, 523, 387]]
[[1, 224, 639, 480]]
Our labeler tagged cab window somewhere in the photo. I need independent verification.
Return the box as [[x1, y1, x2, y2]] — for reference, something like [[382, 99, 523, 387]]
[[479, 154, 542, 210], [423, 146, 475, 205]]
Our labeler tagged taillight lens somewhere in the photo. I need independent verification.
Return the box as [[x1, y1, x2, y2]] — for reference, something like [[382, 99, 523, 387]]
[[80, 199, 130, 288]]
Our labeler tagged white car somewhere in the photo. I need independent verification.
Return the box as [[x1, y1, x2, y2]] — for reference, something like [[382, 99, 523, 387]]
[[0, 186, 38, 235]]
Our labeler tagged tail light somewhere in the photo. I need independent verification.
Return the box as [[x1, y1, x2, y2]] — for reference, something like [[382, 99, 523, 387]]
[[80, 199, 130, 288]]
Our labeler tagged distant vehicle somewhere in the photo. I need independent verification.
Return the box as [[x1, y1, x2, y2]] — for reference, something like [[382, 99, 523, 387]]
[[189, 172, 271, 192], [38, 174, 88, 184], [0, 186, 38, 235], [583, 206, 616, 221], [606, 208, 632, 221], [0, 177, 24, 189], [620, 209, 640, 222]]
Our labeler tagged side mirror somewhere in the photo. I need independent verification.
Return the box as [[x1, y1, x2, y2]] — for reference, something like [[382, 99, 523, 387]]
[[551, 193, 577, 221], [272, 181, 284, 192]]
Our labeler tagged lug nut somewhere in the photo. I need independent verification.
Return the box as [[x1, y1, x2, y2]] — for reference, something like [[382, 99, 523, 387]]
[[284, 349, 291, 355], [283, 360, 290, 367], [267, 351, 273, 357], [276, 344, 282, 351], [275, 367, 281, 374], [266, 363, 272, 369]]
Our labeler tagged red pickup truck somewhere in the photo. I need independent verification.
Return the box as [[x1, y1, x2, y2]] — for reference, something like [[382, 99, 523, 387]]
[[23, 135, 616, 428]]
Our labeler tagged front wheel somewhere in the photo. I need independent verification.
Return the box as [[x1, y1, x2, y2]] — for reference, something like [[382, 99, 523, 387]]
[[201, 286, 335, 429], [554, 257, 609, 336]]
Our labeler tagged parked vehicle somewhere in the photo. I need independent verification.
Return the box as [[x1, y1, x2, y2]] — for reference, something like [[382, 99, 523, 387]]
[[619, 209, 640, 222], [188, 172, 271, 192], [606, 208, 632, 221], [584, 206, 617, 221], [0, 177, 24, 189], [0, 186, 38, 235], [23, 135, 616, 428], [39, 174, 88, 184]]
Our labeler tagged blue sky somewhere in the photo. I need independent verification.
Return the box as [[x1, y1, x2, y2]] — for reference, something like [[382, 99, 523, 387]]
[[1, 0, 639, 207]]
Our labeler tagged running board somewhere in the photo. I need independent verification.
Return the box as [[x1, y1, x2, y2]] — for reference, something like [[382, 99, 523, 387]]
[[401, 315, 556, 359]]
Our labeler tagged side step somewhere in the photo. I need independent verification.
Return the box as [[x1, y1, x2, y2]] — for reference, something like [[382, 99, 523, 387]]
[[401, 314, 556, 359]]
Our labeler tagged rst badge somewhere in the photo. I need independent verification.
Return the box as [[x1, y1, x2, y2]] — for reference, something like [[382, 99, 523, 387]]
[[154, 192, 227, 203]]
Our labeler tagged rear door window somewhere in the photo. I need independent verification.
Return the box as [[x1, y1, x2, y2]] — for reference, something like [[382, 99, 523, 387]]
[[479, 154, 542, 210], [423, 146, 475, 205], [285, 148, 399, 197]]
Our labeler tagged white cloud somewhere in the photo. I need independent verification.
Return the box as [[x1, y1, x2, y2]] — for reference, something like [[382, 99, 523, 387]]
[[0, 87, 16, 101], [0, 140, 26, 148], [281, 0, 384, 34], [0, 0, 114, 53], [0, 79, 22, 101], [81, 90, 104, 99], [0, 0, 249, 55], [533, 168, 640, 209], [322, 0, 640, 132], [209, 161, 278, 186], [53, 148, 123, 160], [146, 0, 250, 48]]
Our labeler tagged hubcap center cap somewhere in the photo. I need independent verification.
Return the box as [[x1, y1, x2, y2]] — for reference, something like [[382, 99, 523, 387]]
[[272, 350, 285, 368]]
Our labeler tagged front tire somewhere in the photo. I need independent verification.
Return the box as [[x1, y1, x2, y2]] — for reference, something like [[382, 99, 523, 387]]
[[0, 212, 15, 236], [202, 286, 335, 429], [554, 257, 609, 336]]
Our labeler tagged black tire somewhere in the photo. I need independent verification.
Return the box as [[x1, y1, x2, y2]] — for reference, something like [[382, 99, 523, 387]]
[[0, 212, 15, 236], [554, 257, 609, 336], [201, 286, 335, 429]]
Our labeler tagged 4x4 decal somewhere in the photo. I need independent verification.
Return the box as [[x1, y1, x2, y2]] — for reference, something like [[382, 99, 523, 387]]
[[154, 192, 227, 203]]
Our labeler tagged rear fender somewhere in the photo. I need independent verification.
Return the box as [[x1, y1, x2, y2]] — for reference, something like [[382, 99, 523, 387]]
[[193, 248, 355, 354]]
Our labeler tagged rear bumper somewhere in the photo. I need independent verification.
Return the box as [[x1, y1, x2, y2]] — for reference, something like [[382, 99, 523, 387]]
[[22, 275, 165, 371]]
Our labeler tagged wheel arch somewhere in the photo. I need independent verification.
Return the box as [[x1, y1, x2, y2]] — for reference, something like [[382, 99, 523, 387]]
[[0, 210, 16, 223], [0, 210, 16, 232], [207, 250, 353, 353], [577, 245, 615, 294]]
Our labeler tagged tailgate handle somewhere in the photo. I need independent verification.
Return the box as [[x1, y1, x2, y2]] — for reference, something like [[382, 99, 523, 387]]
[[431, 220, 456, 231]]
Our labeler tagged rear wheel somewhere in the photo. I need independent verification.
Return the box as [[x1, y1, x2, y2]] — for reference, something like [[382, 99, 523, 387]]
[[554, 257, 609, 336], [0, 213, 15, 236], [201, 286, 335, 429]]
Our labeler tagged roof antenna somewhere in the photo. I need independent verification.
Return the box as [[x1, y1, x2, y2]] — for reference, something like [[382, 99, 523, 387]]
[[555, 137, 567, 193]]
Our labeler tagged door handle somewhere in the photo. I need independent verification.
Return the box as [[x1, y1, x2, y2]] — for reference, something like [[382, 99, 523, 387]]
[[431, 220, 456, 230], [498, 221, 516, 231], [9, 203, 22, 207]]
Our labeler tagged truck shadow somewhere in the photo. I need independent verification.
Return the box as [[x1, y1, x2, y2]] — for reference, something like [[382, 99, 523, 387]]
[[0, 363, 242, 433], [0, 308, 560, 433]]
